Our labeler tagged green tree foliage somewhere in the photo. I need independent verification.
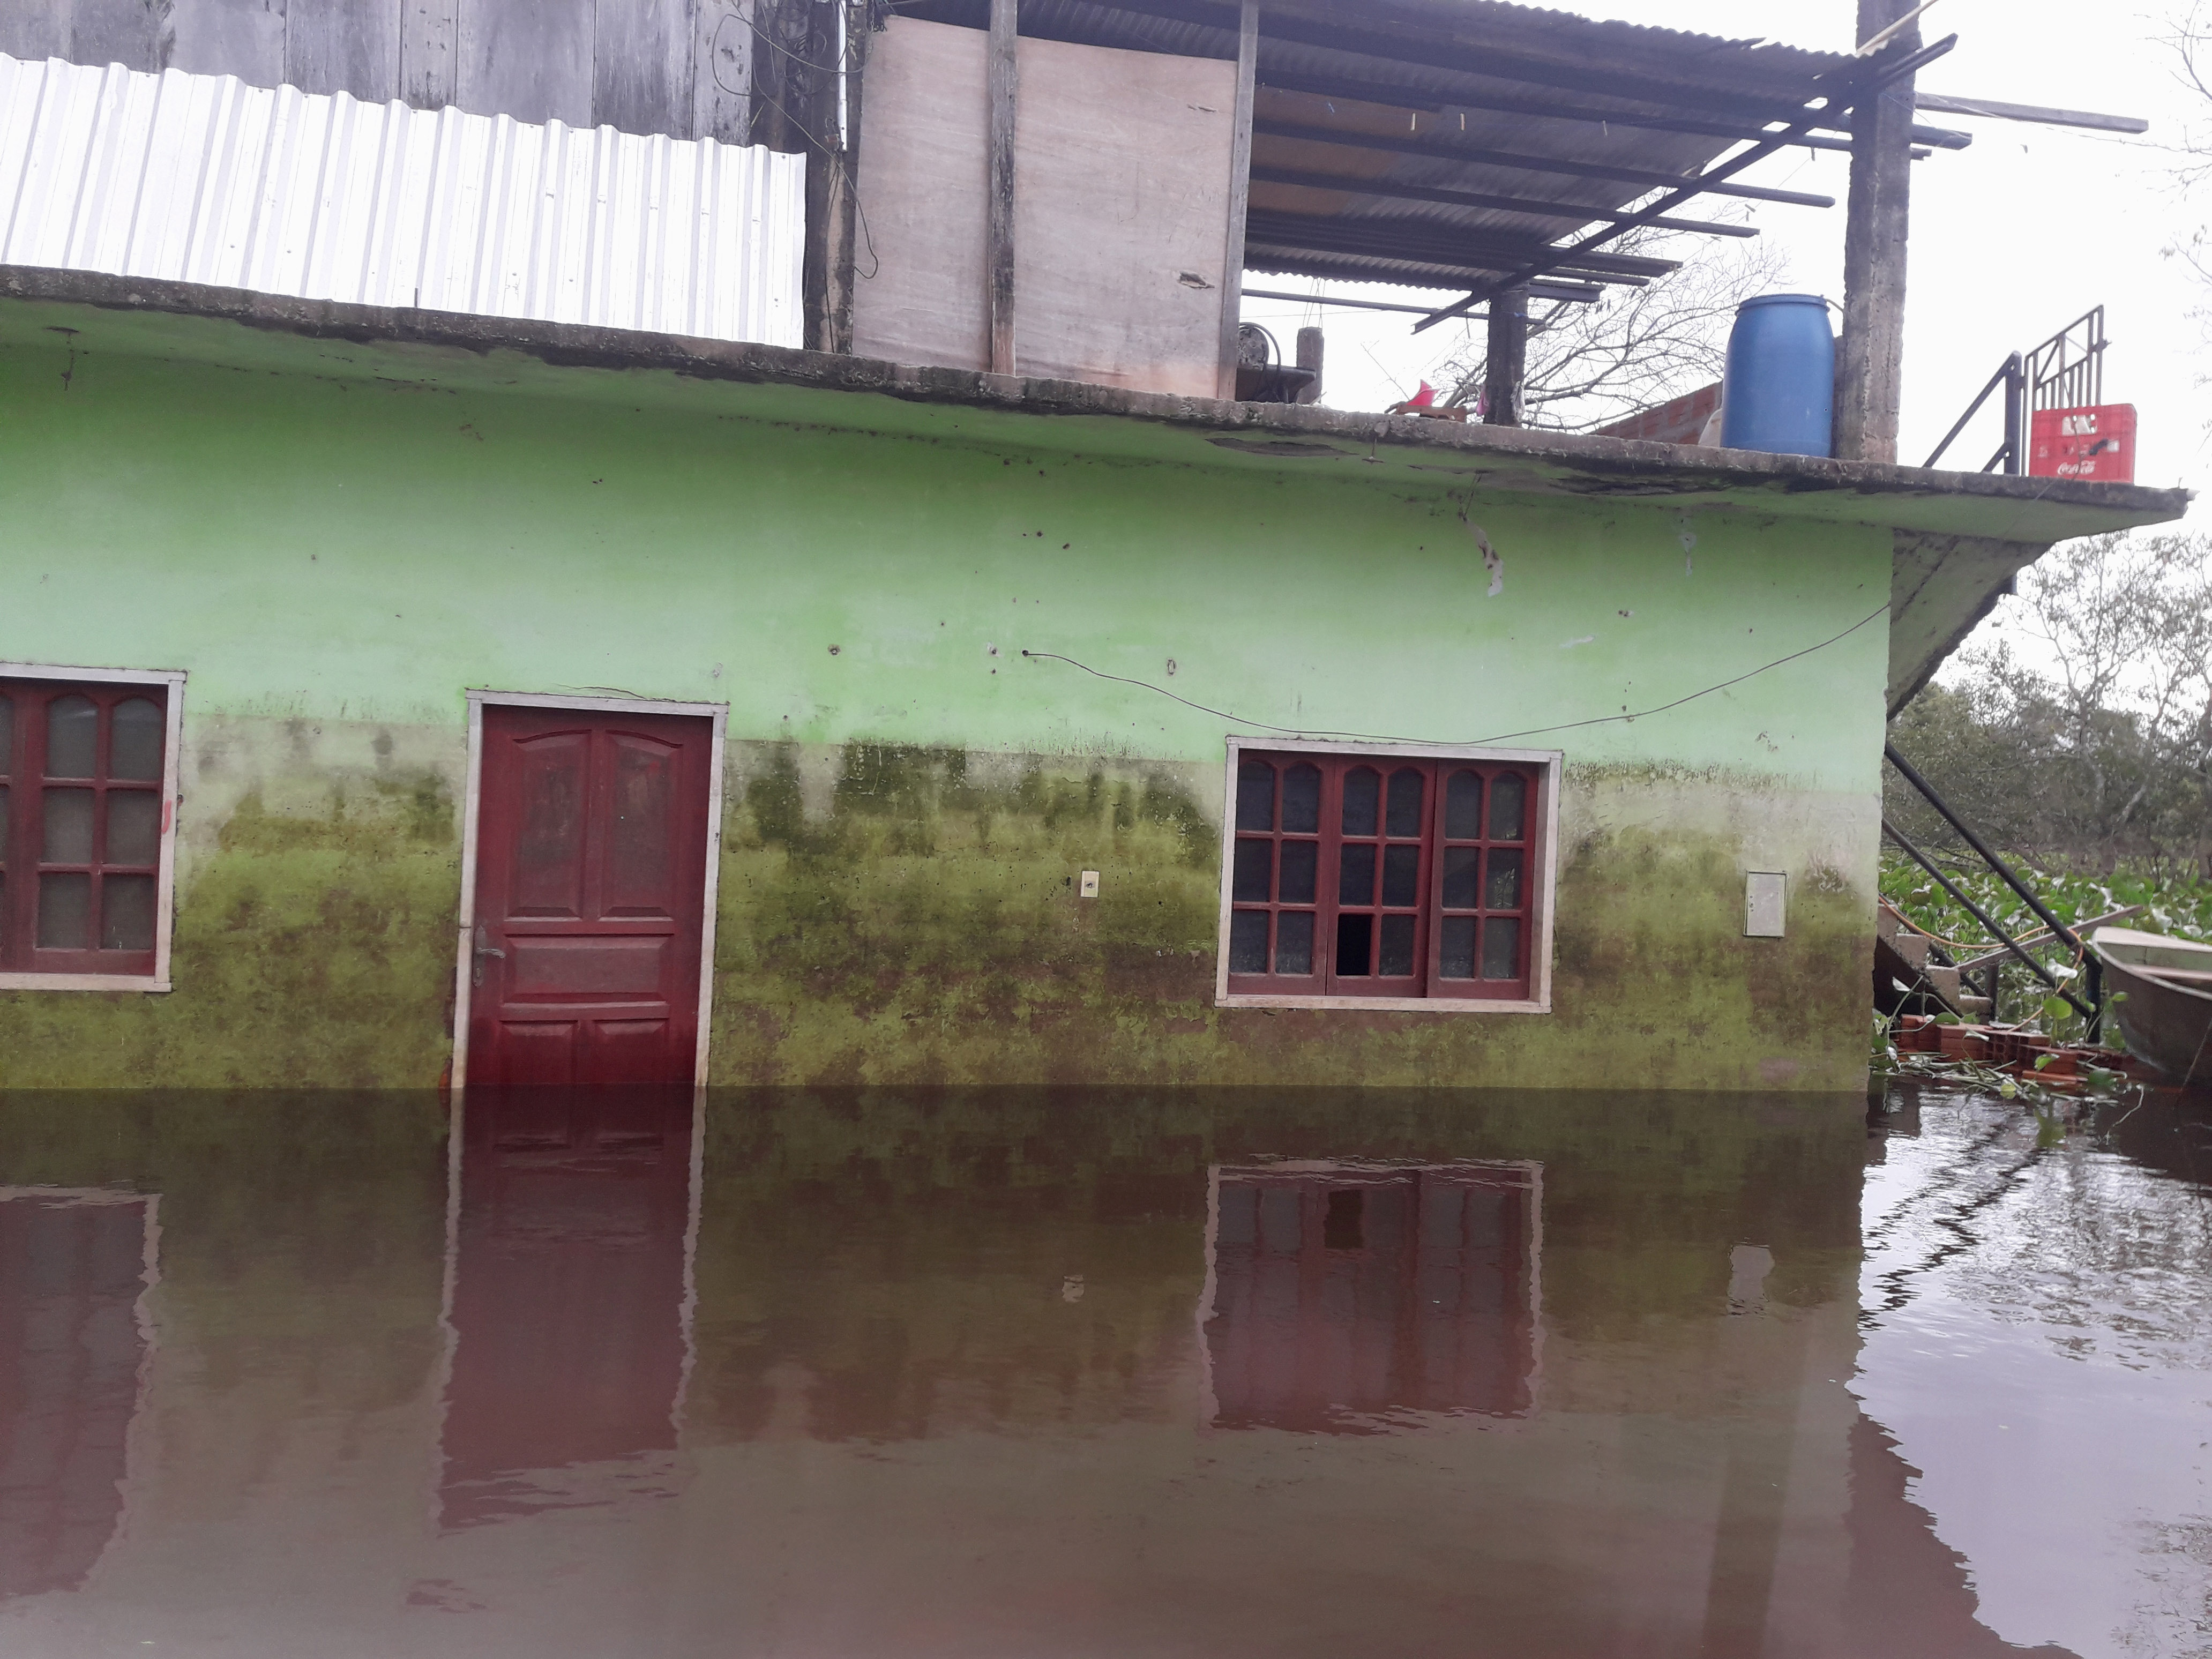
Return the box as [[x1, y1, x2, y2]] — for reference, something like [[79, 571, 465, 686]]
[[1887, 532, 2212, 878]]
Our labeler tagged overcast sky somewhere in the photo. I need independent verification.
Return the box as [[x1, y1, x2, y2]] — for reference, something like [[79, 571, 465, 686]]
[[1244, 1, 2212, 520]]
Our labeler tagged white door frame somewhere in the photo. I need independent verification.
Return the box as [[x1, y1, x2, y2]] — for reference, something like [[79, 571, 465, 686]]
[[450, 691, 729, 1090]]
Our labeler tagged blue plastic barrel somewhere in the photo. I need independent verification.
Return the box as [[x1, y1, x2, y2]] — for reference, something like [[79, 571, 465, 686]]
[[1720, 294, 1835, 457]]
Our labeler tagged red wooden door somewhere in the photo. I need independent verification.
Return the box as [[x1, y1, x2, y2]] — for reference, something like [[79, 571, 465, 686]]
[[467, 705, 714, 1087]]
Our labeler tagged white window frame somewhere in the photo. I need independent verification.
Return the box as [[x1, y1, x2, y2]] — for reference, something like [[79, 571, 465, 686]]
[[450, 691, 729, 1091], [1213, 736, 1563, 1015], [0, 662, 186, 993]]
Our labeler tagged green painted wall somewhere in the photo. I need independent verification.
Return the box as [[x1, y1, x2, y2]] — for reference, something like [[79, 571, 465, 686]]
[[0, 326, 1891, 1090]]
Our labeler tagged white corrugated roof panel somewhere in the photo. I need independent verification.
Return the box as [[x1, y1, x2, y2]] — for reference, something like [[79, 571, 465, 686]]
[[0, 52, 805, 347]]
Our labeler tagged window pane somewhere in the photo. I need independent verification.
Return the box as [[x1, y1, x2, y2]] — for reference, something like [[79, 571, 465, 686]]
[[108, 791, 161, 866], [1385, 768, 1423, 837], [1441, 846, 1480, 909], [1279, 839, 1317, 905], [110, 698, 164, 781], [1378, 913, 1415, 976], [1490, 772, 1528, 841], [43, 788, 94, 863], [101, 873, 156, 951], [1482, 917, 1522, 980], [1275, 910, 1314, 975], [1337, 842, 1374, 906], [46, 696, 98, 779], [1445, 770, 1482, 839], [38, 871, 90, 947], [1486, 847, 1524, 910], [1334, 911, 1372, 976], [0, 692, 12, 774], [1381, 843, 1420, 906], [1235, 761, 1275, 832], [1231, 838, 1273, 903], [1341, 767, 1379, 837], [1282, 764, 1321, 834], [1229, 909, 1269, 974], [1439, 915, 1476, 978]]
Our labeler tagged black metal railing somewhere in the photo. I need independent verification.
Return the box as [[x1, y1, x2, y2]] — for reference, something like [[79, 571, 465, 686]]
[[1922, 307, 2106, 477], [1882, 743, 2104, 1039]]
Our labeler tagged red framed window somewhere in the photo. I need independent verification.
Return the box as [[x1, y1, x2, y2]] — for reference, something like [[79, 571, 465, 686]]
[[1223, 749, 1544, 1003], [0, 679, 171, 977]]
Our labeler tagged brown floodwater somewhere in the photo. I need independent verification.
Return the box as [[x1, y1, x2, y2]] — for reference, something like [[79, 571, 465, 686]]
[[0, 1085, 2205, 1657]]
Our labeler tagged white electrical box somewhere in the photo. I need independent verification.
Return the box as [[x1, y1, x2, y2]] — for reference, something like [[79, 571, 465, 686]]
[[1079, 870, 1100, 899], [1744, 872, 1786, 937]]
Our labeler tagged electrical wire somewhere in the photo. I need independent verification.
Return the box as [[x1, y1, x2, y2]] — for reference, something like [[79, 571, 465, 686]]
[[1020, 599, 1891, 747]]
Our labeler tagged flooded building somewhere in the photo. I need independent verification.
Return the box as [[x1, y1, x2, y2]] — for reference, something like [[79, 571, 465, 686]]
[[0, 1, 2188, 1091]]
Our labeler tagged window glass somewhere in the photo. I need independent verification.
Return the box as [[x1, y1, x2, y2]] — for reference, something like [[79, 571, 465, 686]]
[[43, 789, 95, 864], [1229, 909, 1269, 974], [1275, 911, 1314, 975], [108, 792, 161, 866], [1482, 918, 1521, 980], [38, 871, 90, 948], [1490, 773, 1527, 841], [1341, 768, 1379, 837], [102, 875, 157, 952], [1445, 770, 1482, 839], [47, 697, 98, 779], [1386, 769, 1423, 838], [1232, 839, 1273, 903], [1235, 761, 1275, 832], [1279, 840, 1317, 906], [110, 698, 164, 781], [1281, 764, 1320, 834]]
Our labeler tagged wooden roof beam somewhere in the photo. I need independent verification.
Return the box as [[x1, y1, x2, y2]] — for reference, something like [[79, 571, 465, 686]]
[[1914, 92, 2148, 134], [1246, 165, 1762, 236], [1254, 119, 1836, 208], [1410, 32, 1957, 332], [1254, 66, 1972, 152], [1244, 213, 1658, 283], [1245, 249, 1606, 302]]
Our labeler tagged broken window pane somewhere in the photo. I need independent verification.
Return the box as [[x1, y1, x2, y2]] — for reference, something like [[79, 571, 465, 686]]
[[1279, 839, 1317, 905], [1282, 764, 1320, 834], [110, 698, 163, 781], [1341, 768, 1379, 837], [102, 873, 155, 951], [1229, 910, 1269, 973], [43, 789, 94, 864], [1439, 915, 1476, 978], [1441, 846, 1480, 909], [1335, 911, 1372, 976], [38, 872, 89, 948], [1379, 913, 1415, 976], [1386, 768, 1423, 837], [1445, 769, 1482, 839], [1381, 844, 1419, 907], [1482, 917, 1521, 980], [1486, 848, 1523, 910], [1490, 772, 1527, 841], [1232, 839, 1273, 903], [1236, 760, 1275, 832], [1338, 843, 1375, 907], [1275, 910, 1314, 975], [108, 791, 160, 866], [47, 696, 97, 779]]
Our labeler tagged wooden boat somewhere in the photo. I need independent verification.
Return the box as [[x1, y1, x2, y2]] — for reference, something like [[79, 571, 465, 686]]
[[2087, 927, 2212, 1084]]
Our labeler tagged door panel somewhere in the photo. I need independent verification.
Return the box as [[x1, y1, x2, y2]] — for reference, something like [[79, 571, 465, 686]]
[[468, 705, 713, 1087]]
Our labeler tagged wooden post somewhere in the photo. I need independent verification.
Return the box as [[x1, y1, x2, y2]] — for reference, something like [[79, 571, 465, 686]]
[[1833, 0, 1918, 463], [1483, 287, 1527, 425], [1216, 0, 1258, 401], [987, 0, 1019, 377]]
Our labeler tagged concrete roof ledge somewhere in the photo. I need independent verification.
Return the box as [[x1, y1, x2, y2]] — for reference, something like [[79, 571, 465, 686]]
[[0, 262, 2189, 547]]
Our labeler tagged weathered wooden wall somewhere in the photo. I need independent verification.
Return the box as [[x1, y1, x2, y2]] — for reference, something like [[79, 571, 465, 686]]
[[0, 0, 761, 143], [850, 17, 1233, 397]]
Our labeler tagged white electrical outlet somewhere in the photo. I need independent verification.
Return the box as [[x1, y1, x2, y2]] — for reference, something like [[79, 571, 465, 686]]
[[1079, 870, 1100, 899]]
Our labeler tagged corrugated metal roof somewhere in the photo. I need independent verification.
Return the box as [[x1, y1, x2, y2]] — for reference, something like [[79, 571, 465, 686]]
[[0, 52, 805, 347], [895, 0, 1854, 294]]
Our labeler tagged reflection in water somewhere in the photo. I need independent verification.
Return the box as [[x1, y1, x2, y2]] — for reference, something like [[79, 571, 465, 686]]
[[0, 1086, 2200, 1657], [1204, 1161, 1537, 1430], [0, 1190, 154, 1602], [439, 1089, 697, 1528]]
